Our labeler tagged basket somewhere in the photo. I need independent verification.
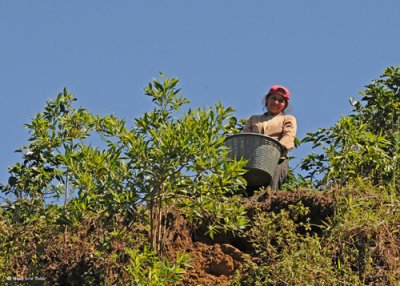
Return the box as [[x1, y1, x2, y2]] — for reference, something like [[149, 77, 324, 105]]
[[224, 133, 284, 187]]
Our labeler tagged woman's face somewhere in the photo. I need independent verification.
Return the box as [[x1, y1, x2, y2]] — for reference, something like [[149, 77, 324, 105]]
[[266, 93, 287, 115]]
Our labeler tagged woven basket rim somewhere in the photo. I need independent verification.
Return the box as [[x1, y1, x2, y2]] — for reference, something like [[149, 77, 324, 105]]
[[225, 132, 285, 154]]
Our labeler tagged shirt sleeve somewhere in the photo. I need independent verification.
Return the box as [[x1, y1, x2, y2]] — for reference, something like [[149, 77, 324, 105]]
[[242, 116, 253, 133], [279, 115, 297, 150]]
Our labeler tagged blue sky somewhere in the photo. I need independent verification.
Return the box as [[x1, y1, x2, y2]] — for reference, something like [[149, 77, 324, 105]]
[[1, 1, 399, 184]]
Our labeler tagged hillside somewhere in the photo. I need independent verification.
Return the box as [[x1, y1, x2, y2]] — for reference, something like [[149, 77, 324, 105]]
[[1, 66, 399, 285], [1, 187, 399, 285]]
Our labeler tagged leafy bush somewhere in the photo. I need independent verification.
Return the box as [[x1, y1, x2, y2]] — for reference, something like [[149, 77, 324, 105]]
[[0, 73, 249, 284], [125, 247, 191, 286], [238, 202, 339, 285], [301, 65, 400, 190], [324, 181, 400, 284]]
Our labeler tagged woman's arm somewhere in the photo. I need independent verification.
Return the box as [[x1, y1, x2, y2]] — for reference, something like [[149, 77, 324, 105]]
[[279, 115, 297, 150], [242, 116, 254, 133]]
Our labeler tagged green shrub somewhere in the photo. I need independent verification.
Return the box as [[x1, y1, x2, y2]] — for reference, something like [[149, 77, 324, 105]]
[[325, 181, 400, 284], [239, 202, 339, 285], [301, 65, 400, 190], [125, 247, 191, 286]]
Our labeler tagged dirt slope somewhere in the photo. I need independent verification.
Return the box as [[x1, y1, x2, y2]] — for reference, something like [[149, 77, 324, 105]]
[[162, 189, 334, 285]]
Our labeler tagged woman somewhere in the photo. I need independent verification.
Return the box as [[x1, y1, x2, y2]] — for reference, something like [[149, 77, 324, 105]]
[[243, 85, 297, 190]]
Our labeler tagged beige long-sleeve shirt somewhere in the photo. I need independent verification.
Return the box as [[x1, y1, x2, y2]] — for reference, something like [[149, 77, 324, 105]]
[[243, 113, 297, 151]]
